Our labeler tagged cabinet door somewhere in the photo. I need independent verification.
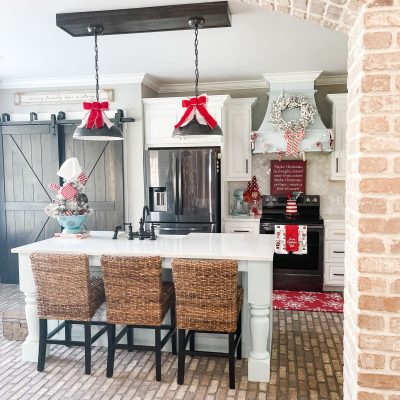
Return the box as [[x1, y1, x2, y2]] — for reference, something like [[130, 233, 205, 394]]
[[325, 223, 345, 241], [144, 106, 223, 147], [226, 108, 251, 181], [145, 108, 179, 146], [324, 263, 345, 286], [330, 97, 347, 180], [325, 241, 345, 262]]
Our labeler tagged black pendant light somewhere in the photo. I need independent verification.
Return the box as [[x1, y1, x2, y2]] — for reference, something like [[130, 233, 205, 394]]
[[172, 17, 223, 137], [73, 24, 124, 141]]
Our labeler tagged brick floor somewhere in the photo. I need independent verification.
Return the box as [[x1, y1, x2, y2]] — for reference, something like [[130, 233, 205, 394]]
[[0, 284, 343, 399]]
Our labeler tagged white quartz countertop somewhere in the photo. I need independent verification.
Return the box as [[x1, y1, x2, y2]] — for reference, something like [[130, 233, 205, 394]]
[[322, 214, 345, 223], [11, 231, 274, 262]]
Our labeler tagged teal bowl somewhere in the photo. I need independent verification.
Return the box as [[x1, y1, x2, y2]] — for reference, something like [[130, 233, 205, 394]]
[[57, 215, 87, 234]]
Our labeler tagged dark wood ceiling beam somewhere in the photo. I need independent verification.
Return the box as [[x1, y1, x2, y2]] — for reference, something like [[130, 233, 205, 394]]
[[56, 2, 231, 37]]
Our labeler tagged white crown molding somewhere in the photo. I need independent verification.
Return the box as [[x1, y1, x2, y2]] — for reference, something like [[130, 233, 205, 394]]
[[0, 73, 148, 90], [157, 79, 268, 93], [141, 74, 162, 93], [156, 74, 347, 94], [0, 72, 347, 92], [262, 71, 323, 83]]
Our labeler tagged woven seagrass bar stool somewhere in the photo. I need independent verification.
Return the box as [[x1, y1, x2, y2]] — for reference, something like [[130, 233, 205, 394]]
[[30, 253, 106, 375], [101, 255, 176, 381], [171, 258, 243, 389]]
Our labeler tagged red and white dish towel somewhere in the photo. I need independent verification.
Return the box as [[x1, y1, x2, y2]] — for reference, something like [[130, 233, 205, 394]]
[[274, 225, 307, 255]]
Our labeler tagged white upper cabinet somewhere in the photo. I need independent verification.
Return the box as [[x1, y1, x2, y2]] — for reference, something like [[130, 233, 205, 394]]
[[327, 93, 347, 181], [225, 98, 257, 181], [143, 95, 229, 148]]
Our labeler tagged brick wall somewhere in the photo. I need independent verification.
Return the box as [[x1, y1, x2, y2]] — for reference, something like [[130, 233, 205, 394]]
[[347, 3, 400, 399], [240, 0, 400, 398]]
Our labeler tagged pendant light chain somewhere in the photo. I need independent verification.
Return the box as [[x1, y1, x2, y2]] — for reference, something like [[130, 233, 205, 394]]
[[194, 22, 199, 99], [94, 30, 100, 103]]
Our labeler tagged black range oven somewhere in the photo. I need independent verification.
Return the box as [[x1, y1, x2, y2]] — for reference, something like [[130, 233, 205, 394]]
[[259, 195, 324, 291]]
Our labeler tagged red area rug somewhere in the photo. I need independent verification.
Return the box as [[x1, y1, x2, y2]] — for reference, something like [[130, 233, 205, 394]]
[[273, 290, 344, 313]]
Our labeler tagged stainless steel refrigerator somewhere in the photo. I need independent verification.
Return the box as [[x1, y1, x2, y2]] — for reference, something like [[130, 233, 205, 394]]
[[144, 147, 220, 235]]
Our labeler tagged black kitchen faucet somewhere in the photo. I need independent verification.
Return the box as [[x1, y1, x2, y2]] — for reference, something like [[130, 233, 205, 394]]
[[112, 205, 156, 240]]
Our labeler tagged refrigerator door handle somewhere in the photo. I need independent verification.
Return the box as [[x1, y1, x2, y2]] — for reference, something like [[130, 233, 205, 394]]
[[178, 155, 183, 215], [174, 155, 179, 216]]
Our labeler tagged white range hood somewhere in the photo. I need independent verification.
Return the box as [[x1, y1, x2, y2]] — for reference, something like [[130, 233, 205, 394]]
[[253, 71, 333, 155]]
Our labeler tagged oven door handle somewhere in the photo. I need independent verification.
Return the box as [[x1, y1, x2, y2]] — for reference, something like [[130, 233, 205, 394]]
[[260, 224, 324, 233]]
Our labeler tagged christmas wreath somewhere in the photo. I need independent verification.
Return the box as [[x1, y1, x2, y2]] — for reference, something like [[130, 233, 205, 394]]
[[270, 94, 317, 156], [270, 94, 316, 133]]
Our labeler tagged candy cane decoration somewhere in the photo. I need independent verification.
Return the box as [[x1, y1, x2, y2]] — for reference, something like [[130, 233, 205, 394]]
[[284, 130, 305, 157]]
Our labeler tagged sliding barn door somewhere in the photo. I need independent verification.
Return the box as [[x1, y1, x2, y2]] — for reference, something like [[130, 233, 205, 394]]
[[0, 123, 125, 284], [0, 125, 60, 283]]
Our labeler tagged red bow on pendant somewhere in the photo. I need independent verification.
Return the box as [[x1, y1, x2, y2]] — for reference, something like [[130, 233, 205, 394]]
[[175, 96, 218, 129], [82, 101, 109, 129]]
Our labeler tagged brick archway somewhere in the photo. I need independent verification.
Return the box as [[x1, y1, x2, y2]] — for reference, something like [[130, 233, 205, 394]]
[[237, 1, 400, 398], [241, 0, 362, 34]]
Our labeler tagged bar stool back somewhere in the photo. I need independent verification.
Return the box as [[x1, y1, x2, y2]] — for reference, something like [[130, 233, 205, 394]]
[[171, 258, 243, 389], [31, 253, 106, 374], [101, 255, 176, 381]]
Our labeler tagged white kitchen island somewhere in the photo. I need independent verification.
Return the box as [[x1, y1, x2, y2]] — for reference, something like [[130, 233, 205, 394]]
[[11, 232, 274, 383]]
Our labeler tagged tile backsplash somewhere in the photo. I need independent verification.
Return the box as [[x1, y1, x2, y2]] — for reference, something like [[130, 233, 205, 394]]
[[229, 153, 345, 216]]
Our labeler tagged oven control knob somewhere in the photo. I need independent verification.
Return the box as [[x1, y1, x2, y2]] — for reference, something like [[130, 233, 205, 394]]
[[266, 197, 270, 202], [272, 197, 276, 202], [306, 197, 311, 203], [312, 197, 318, 203]]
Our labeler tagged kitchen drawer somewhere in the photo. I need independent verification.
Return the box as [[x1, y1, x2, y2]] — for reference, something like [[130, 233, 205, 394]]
[[227, 225, 258, 234], [325, 241, 345, 262], [224, 221, 259, 234], [324, 263, 345, 285], [325, 223, 345, 241]]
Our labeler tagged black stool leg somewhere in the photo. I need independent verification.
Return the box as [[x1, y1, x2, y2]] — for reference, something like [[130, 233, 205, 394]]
[[237, 312, 242, 360], [84, 322, 91, 375], [170, 304, 177, 355], [106, 324, 116, 378], [127, 326, 134, 352], [65, 321, 72, 347], [228, 332, 236, 389], [155, 327, 162, 381], [189, 331, 195, 352], [37, 319, 47, 372], [177, 329, 186, 385]]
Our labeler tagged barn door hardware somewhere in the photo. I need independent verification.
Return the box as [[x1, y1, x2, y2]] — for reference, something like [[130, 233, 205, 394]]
[[0, 113, 58, 136], [0, 110, 134, 136]]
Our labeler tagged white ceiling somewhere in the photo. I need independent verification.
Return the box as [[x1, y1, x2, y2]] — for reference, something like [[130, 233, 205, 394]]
[[0, 0, 348, 85]]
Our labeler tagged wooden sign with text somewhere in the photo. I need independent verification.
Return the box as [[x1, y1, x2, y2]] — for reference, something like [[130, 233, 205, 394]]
[[270, 160, 307, 195]]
